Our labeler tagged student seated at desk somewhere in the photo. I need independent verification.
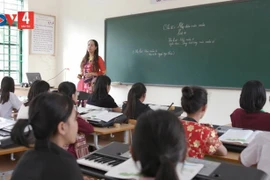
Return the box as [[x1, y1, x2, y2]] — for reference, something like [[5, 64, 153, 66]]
[[230, 80, 270, 131], [180, 86, 227, 159], [87, 75, 121, 112], [131, 110, 187, 180], [122, 82, 152, 119], [0, 76, 22, 119], [58, 81, 94, 158], [10, 93, 88, 180], [240, 132, 270, 180], [17, 80, 50, 119]]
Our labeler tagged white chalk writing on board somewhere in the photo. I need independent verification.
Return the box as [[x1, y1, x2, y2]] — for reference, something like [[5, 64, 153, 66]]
[[168, 37, 215, 47], [130, 22, 214, 57], [132, 49, 175, 57], [31, 14, 55, 55], [163, 22, 206, 31]]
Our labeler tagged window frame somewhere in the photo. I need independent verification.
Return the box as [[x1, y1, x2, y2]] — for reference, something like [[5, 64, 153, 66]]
[[0, 0, 24, 84]]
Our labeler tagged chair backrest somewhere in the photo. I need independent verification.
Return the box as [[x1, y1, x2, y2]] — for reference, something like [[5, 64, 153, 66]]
[[77, 91, 90, 101], [77, 91, 91, 107]]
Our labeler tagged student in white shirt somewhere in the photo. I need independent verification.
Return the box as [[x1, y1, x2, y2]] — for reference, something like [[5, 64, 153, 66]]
[[0, 76, 22, 119], [17, 80, 50, 120], [240, 132, 270, 179]]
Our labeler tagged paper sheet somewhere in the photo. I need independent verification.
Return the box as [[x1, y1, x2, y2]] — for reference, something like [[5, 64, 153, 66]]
[[81, 110, 122, 122], [77, 107, 90, 114], [105, 158, 204, 180], [0, 118, 15, 129], [219, 129, 257, 145], [149, 104, 168, 111]]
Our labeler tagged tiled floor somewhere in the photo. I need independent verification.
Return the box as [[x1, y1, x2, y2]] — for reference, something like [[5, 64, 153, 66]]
[[0, 153, 23, 180]]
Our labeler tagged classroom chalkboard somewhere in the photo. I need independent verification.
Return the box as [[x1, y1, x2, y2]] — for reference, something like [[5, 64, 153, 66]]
[[105, 0, 270, 88]]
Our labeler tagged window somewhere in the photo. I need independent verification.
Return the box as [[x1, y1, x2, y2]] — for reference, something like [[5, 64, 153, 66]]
[[0, 0, 23, 84]]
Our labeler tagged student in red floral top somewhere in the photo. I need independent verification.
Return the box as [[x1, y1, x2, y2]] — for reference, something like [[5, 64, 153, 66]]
[[180, 86, 227, 159]]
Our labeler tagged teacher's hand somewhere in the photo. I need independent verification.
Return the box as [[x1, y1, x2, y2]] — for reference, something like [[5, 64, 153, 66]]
[[85, 73, 94, 78], [77, 74, 83, 79]]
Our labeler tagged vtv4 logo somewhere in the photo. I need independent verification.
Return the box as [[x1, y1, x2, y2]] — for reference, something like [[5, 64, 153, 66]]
[[0, 11, 34, 29]]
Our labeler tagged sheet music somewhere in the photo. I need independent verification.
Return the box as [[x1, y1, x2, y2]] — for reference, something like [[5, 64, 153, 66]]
[[2, 125, 14, 132], [81, 110, 122, 122], [149, 104, 168, 111], [85, 104, 105, 110], [77, 107, 90, 114], [0, 118, 15, 129], [219, 129, 255, 145], [97, 112, 122, 122], [105, 158, 203, 180]]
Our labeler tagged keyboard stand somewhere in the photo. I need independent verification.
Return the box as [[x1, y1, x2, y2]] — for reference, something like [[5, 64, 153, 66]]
[[92, 124, 134, 149]]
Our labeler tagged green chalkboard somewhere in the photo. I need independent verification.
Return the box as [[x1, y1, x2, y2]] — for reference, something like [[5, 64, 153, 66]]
[[105, 0, 270, 88]]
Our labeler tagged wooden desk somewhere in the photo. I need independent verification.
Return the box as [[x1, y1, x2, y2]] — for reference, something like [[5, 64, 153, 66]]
[[0, 146, 30, 162], [205, 151, 241, 164], [92, 124, 135, 149], [0, 146, 29, 156], [15, 86, 57, 96], [15, 86, 29, 96]]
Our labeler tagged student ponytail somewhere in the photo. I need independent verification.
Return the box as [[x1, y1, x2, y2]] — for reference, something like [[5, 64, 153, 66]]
[[125, 88, 137, 119], [11, 119, 32, 147], [156, 156, 179, 180], [124, 82, 146, 119]]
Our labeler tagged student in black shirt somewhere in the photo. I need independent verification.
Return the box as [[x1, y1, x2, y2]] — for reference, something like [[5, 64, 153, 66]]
[[87, 75, 121, 112], [131, 110, 187, 180], [122, 82, 152, 119], [11, 93, 88, 180]]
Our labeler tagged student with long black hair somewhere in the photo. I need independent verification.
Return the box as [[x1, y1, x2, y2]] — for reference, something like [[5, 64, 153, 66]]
[[58, 81, 94, 158], [11, 93, 85, 180], [17, 80, 50, 119], [0, 76, 22, 119], [87, 75, 121, 112], [131, 110, 187, 180], [122, 82, 151, 119]]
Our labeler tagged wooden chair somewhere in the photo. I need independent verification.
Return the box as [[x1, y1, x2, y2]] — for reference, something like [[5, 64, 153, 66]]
[[128, 119, 137, 143], [128, 119, 137, 125]]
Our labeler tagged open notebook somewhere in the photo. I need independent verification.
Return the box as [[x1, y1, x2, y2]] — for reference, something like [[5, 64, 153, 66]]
[[219, 129, 262, 146], [105, 158, 203, 180], [80, 110, 122, 122]]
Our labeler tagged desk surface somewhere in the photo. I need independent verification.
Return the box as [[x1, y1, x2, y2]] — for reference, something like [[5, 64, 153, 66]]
[[93, 124, 135, 135], [205, 151, 240, 164], [0, 146, 29, 156], [15, 86, 57, 96]]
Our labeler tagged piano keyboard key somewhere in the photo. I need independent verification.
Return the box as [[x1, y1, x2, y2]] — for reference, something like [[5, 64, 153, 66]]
[[77, 153, 126, 172]]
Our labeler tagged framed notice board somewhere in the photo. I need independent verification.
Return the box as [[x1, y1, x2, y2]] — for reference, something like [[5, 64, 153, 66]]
[[30, 13, 55, 55]]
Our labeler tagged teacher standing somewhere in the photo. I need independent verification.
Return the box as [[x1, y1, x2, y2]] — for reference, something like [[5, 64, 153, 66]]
[[78, 39, 106, 93]]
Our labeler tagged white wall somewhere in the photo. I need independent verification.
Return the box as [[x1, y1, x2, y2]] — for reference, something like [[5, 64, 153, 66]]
[[23, 0, 61, 86], [27, 0, 270, 125]]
